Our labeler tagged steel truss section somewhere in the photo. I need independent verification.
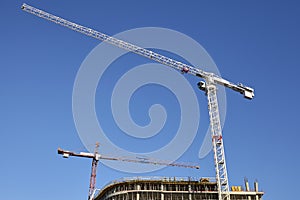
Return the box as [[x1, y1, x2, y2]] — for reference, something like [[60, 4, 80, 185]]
[[206, 81, 230, 200]]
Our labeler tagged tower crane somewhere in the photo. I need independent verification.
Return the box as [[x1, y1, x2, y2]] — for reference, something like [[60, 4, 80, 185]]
[[58, 143, 200, 200], [22, 3, 254, 200]]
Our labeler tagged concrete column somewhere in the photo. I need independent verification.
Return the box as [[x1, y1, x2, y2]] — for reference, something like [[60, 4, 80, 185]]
[[244, 178, 251, 200], [188, 184, 192, 200], [161, 184, 164, 200], [254, 181, 259, 200], [136, 184, 140, 200]]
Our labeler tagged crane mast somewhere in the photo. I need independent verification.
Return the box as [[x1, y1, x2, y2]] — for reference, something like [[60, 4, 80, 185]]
[[22, 3, 255, 200], [207, 80, 230, 200]]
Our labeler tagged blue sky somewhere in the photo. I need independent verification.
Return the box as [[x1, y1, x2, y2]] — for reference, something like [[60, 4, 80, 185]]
[[1, 0, 300, 200]]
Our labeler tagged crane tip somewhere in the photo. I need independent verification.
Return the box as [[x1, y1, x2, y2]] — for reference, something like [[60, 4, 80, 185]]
[[57, 147, 63, 154]]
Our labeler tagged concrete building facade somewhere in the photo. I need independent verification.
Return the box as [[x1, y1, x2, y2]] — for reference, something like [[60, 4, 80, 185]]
[[95, 177, 264, 200]]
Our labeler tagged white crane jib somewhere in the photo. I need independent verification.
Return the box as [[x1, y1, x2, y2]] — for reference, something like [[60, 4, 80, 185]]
[[22, 3, 254, 200]]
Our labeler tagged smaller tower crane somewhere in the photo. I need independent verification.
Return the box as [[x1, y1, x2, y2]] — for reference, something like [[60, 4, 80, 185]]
[[58, 143, 200, 200]]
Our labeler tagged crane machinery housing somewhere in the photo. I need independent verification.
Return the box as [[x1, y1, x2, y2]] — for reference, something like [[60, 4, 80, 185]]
[[21, 3, 257, 200]]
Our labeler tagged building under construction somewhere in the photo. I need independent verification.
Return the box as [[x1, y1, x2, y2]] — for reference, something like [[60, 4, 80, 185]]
[[94, 177, 263, 200]]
